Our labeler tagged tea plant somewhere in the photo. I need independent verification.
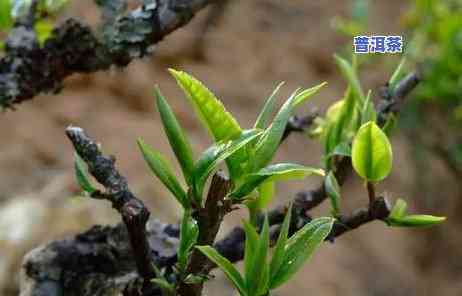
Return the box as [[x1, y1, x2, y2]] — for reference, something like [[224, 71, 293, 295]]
[[69, 58, 444, 296]]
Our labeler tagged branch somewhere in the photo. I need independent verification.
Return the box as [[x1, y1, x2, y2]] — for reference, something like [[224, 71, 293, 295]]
[[65, 126, 156, 293], [177, 171, 233, 296], [0, 0, 214, 109], [215, 72, 421, 265]]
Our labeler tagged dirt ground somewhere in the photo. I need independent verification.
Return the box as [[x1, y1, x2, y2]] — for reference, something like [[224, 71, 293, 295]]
[[1, 1, 461, 295]]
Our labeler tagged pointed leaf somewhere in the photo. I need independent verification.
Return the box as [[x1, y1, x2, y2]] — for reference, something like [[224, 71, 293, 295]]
[[246, 217, 269, 295], [361, 90, 377, 124], [155, 87, 195, 185], [334, 54, 365, 102], [387, 215, 446, 227], [74, 153, 97, 194], [243, 221, 259, 280], [269, 203, 292, 281], [193, 129, 263, 204], [137, 139, 189, 208], [252, 89, 300, 170], [293, 82, 327, 107], [178, 209, 199, 271], [324, 171, 341, 216], [169, 69, 242, 142], [231, 163, 325, 200], [389, 58, 406, 89], [254, 81, 285, 129], [351, 121, 393, 182], [270, 217, 334, 289], [196, 246, 247, 296]]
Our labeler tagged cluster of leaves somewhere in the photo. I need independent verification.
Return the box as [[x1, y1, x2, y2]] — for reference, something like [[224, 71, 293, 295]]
[[198, 207, 334, 296], [0, 0, 68, 45], [74, 63, 445, 295]]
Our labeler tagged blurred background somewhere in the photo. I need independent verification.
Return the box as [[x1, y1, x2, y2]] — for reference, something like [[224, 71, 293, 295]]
[[1, 0, 462, 295]]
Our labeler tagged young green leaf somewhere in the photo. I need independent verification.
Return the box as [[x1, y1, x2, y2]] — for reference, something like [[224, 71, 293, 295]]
[[155, 87, 195, 185], [334, 54, 365, 102], [137, 139, 189, 208], [169, 69, 246, 179], [361, 90, 377, 124], [0, 0, 12, 30], [351, 121, 393, 182], [192, 129, 263, 204], [242, 221, 259, 282], [169, 69, 242, 142], [231, 163, 325, 200], [389, 198, 408, 220], [389, 57, 406, 89], [387, 215, 446, 227], [293, 82, 327, 107], [254, 81, 285, 129], [252, 89, 300, 170], [326, 142, 352, 160], [256, 181, 275, 210], [269, 217, 334, 289], [74, 153, 97, 194], [196, 246, 247, 296], [246, 216, 270, 296], [269, 203, 292, 282], [177, 210, 199, 272], [382, 114, 397, 136], [324, 171, 341, 216]]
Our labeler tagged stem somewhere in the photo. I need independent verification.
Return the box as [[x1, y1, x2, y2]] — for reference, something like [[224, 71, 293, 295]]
[[177, 171, 233, 296], [367, 181, 376, 206]]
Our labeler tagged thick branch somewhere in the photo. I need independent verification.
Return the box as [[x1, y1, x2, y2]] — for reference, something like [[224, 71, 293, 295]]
[[0, 0, 213, 108], [177, 171, 233, 296], [215, 72, 421, 265], [214, 197, 391, 265], [65, 126, 155, 291]]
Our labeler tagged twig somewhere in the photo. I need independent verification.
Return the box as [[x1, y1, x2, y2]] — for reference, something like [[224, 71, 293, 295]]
[[65, 126, 156, 293], [0, 0, 214, 109]]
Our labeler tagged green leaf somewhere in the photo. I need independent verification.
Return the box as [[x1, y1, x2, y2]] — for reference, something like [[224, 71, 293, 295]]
[[137, 139, 189, 208], [246, 216, 269, 296], [389, 198, 408, 220], [252, 89, 300, 170], [242, 221, 259, 282], [169, 69, 242, 142], [351, 121, 393, 182], [196, 246, 247, 296], [324, 171, 341, 216], [74, 153, 96, 194], [192, 129, 263, 205], [270, 217, 334, 289], [0, 0, 12, 31], [361, 90, 377, 124], [269, 203, 292, 282], [293, 82, 327, 107], [334, 54, 365, 102], [387, 215, 446, 227], [35, 20, 54, 44], [155, 87, 195, 185], [169, 69, 245, 179], [231, 163, 325, 200], [254, 81, 285, 129], [389, 57, 406, 89], [256, 181, 275, 210], [323, 88, 359, 166], [178, 209, 199, 272]]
